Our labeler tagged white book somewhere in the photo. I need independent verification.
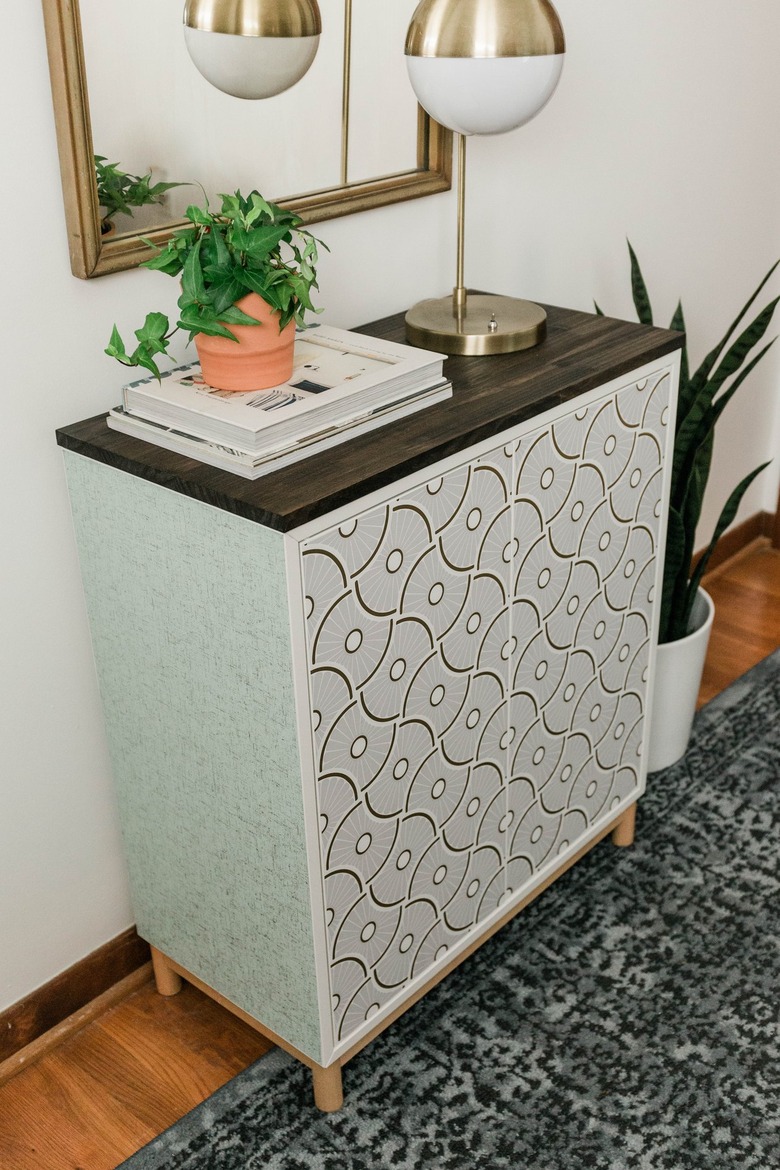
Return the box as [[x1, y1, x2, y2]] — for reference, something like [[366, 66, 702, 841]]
[[121, 325, 446, 455], [107, 379, 452, 480]]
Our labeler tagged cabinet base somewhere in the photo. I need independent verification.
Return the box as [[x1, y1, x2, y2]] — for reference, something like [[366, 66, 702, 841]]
[[150, 947, 183, 996], [147, 801, 638, 1112], [149, 944, 342, 1111], [611, 802, 637, 847], [311, 1062, 344, 1112]]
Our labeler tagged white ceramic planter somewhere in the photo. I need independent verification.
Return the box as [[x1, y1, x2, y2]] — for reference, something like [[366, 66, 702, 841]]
[[647, 588, 715, 772]]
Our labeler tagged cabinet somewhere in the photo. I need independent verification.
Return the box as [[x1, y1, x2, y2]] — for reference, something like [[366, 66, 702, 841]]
[[58, 305, 682, 1110]]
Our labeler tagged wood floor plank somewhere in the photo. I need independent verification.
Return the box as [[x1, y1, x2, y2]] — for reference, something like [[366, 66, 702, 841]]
[[699, 548, 780, 706], [0, 984, 271, 1170], [96, 986, 271, 1114], [0, 1053, 156, 1170], [1, 544, 777, 1170]]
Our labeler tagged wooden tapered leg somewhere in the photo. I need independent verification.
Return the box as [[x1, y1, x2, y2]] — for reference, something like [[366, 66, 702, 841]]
[[611, 803, 637, 848], [311, 1062, 343, 1112], [150, 946, 183, 996]]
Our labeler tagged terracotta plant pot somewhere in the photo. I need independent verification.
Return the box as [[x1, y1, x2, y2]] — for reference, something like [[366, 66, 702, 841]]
[[647, 587, 715, 772], [194, 292, 295, 392]]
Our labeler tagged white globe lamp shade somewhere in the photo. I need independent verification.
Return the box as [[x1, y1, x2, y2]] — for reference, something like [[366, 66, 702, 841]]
[[405, 0, 565, 135], [406, 54, 563, 136], [183, 0, 321, 101]]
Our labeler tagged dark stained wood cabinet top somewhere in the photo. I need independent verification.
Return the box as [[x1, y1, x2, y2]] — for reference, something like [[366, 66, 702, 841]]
[[56, 304, 682, 533]]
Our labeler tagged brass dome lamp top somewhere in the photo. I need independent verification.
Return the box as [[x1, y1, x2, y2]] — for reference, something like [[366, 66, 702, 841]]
[[184, 0, 322, 40], [405, 0, 564, 59]]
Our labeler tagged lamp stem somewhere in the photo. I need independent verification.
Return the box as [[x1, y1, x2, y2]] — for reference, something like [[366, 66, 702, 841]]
[[453, 133, 467, 312], [340, 0, 353, 185]]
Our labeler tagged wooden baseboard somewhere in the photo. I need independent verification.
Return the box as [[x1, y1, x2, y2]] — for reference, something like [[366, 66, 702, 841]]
[[0, 964, 152, 1087], [0, 927, 150, 1065], [696, 510, 774, 575]]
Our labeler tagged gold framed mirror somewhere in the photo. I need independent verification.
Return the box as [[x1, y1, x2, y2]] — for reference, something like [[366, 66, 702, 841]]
[[42, 0, 452, 280]]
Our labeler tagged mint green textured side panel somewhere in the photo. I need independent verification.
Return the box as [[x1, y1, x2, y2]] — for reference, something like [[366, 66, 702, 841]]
[[63, 453, 321, 1061]]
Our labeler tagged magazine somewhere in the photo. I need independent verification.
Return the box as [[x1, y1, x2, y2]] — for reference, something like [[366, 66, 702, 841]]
[[121, 325, 447, 455], [107, 379, 452, 479]]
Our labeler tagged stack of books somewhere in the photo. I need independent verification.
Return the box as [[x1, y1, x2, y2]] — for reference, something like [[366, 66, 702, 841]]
[[107, 325, 451, 478]]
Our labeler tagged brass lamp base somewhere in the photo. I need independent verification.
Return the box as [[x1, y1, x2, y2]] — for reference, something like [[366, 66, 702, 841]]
[[405, 293, 547, 356]]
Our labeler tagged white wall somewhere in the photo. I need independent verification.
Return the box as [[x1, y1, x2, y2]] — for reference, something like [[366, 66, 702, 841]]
[[2, 1, 778, 1011]]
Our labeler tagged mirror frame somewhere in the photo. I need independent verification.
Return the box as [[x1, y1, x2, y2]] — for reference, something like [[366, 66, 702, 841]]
[[42, 0, 452, 280]]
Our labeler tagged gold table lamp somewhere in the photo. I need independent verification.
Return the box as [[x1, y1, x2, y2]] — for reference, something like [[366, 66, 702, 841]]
[[404, 0, 565, 355]]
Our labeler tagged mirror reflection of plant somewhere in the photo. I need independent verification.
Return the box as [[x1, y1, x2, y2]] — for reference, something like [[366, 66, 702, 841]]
[[597, 244, 778, 644], [105, 190, 325, 380], [94, 155, 188, 230]]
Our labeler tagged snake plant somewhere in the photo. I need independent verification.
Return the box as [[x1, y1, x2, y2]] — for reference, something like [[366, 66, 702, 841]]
[[597, 245, 777, 644]]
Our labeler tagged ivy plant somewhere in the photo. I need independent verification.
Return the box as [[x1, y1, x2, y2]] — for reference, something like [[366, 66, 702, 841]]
[[105, 190, 324, 380], [94, 155, 186, 227], [597, 244, 777, 643]]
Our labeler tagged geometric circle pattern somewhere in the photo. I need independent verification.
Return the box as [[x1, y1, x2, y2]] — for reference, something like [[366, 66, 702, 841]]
[[300, 370, 670, 1045]]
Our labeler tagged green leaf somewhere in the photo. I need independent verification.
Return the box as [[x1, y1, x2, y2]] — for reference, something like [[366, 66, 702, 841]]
[[185, 204, 213, 226], [705, 297, 779, 401], [628, 241, 653, 326], [134, 312, 170, 357], [245, 192, 276, 226], [209, 275, 246, 316], [671, 297, 777, 510], [142, 246, 183, 276], [275, 284, 293, 313], [672, 336, 776, 503], [659, 506, 686, 643], [668, 300, 689, 391], [105, 324, 127, 360], [177, 305, 238, 343], [687, 258, 780, 399], [219, 303, 262, 327], [181, 238, 206, 303], [147, 180, 187, 199], [132, 349, 164, 380], [212, 226, 230, 270], [232, 224, 288, 259], [219, 193, 242, 221], [706, 337, 776, 426], [684, 461, 771, 629], [256, 193, 279, 218], [286, 274, 315, 312], [104, 324, 165, 380], [134, 311, 169, 339], [678, 442, 710, 556], [237, 267, 271, 297], [593, 301, 605, 317]]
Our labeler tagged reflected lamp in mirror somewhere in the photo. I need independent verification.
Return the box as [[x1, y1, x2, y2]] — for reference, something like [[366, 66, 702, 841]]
[[184, 0, 322, 100], [404, 0, 565, 355]]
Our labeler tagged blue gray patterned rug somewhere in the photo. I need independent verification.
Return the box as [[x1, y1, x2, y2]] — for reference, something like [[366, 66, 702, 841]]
[[121, 651, 780, 1170]]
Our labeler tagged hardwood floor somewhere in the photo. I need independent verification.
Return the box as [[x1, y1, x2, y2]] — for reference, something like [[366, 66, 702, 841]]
[[0, 983, 272, 1170], [698, 542, 780, 707], [1, 543, 778, 1170]]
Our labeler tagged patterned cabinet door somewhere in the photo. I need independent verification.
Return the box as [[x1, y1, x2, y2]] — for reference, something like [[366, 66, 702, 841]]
[[298, 365, 671, 1051], [505, 369, 671, 895], [299, 444, 518, 1047]]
